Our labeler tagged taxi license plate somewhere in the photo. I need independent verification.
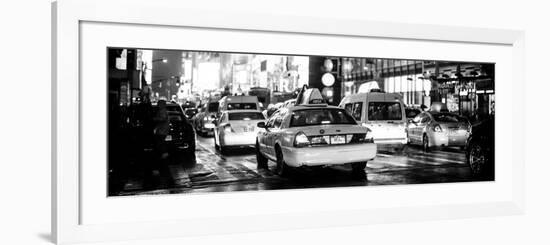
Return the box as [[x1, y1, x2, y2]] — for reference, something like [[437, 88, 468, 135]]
[[331, 135, 346, 144], [165, 135, 172, 141]]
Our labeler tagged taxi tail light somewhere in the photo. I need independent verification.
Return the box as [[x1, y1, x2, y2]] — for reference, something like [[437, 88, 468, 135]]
[[364, 127, 374, 143], [350, 133, 373, 143], [224, 124, 234, 133], [433, 124, 443, 132], [293, 132, 311, 147]]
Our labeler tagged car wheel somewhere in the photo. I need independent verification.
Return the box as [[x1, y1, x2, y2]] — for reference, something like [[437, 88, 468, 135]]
[[275, 146, 290, 177], [423, 134, 431, 152], [351, 162, 367, 180], [256, 141, 268, 169], [467, 142, 487, 177]]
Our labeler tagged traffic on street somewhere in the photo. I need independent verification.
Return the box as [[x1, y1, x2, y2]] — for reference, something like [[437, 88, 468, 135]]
[[107, 48, 495, 196]]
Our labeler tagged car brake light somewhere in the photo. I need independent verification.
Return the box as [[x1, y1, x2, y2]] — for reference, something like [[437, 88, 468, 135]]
[[433, 124, 443, 132], [293, 132, 310, 147], [364, 128, 374, 143]]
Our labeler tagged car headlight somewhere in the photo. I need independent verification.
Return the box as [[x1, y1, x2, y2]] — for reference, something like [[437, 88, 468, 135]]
[[293, 132, 310, 147]]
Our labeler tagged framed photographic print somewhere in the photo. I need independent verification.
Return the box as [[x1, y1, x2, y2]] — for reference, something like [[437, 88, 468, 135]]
[[52, 0, 525, 244]]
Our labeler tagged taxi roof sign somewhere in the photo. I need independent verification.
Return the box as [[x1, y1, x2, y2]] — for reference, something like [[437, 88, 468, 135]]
[[295, 85, 327, 105]]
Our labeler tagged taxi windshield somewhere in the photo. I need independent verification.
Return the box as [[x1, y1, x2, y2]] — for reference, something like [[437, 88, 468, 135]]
[[290, 108, 357, 127]]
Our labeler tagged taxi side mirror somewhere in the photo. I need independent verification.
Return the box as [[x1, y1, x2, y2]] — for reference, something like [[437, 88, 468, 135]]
[[257, 121, 266, 128]]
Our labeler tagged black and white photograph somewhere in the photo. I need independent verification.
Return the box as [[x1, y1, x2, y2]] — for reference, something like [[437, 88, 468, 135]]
[[107, 48, 495, 196]]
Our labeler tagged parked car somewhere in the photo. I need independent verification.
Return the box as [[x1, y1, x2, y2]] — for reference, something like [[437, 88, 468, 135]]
[[153, 102, 196, 155], [339, 91, 407, 149], [213, 110, 266, 154], [192, 99, 219, 136], [255, 103, 377, 178], [465, 117, 494, 178], [407, 111, 471, 152]]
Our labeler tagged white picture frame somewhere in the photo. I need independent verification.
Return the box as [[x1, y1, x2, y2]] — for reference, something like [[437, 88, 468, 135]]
[[52, 0, 525, 244]]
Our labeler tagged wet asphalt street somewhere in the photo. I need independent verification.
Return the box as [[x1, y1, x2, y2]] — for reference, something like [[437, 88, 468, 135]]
[[110, 133, 487, 197]]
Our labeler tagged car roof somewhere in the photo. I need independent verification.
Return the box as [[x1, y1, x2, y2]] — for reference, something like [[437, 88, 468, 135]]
[[225, 109, 264, 114], [342, 92, 403, 102], [290, 104, 341, 111], [221, 95, 258, 102]]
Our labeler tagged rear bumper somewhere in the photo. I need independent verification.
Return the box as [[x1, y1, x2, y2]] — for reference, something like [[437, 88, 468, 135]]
[[200, 124, 215, 135], [281, 143, 377, 167], [430, 132, 470, 147], [167, 141, 195, 152], [373, 138, 407, 145], [220, 132, 256, 147]]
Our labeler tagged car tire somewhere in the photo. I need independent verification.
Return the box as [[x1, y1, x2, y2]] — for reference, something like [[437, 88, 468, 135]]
[[351, 162, 367, 180], [275, 146, 290, 177], [467, 142, 488, 177], [256, 141, 268, 169], [423, 134, 431, 152]]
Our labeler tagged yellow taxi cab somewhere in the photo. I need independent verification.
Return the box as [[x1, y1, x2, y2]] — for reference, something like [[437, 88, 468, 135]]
[[255, 88, 377, 178]]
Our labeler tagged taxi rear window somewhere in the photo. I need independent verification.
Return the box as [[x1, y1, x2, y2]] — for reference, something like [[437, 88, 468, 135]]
[[290, 108, 356, 127], [367, 102, 402, 121], [228, 112, 264, 121], [227, 103, 257, 110]]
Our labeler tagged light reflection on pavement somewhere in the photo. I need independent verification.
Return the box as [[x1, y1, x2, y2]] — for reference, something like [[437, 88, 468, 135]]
[[113, 134, 486, 196]]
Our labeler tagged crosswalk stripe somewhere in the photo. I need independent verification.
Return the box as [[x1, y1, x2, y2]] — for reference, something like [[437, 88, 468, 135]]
[[405, 153, 465, 164]]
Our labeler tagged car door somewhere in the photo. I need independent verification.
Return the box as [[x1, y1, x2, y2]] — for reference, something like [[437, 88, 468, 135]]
[[409, 113, 424, 143], [421, 114, 433, 135], [415, 113, 432, 143], [268, 114, 284, 153], [260, 112, 277, 158]]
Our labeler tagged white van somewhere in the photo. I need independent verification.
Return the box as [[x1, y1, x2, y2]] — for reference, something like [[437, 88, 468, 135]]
[[218, 95, 261, 114], [339, 91, 407, 147]]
